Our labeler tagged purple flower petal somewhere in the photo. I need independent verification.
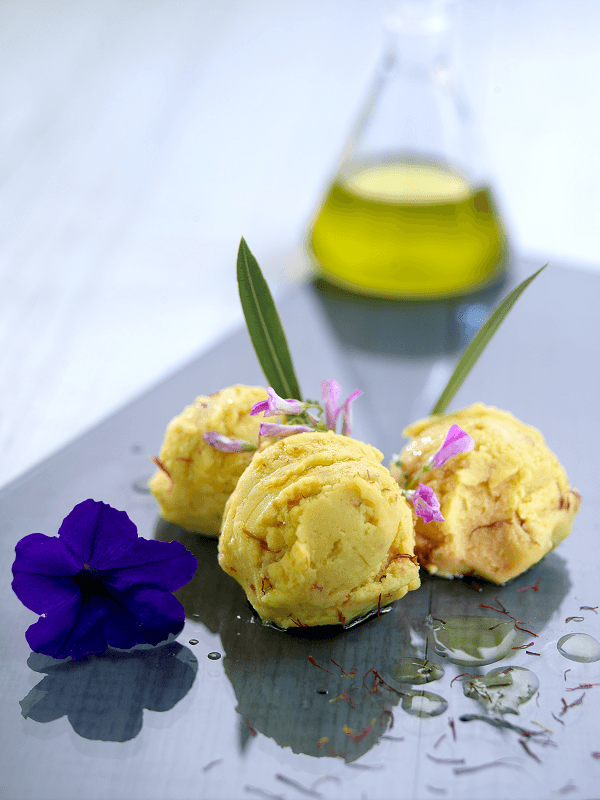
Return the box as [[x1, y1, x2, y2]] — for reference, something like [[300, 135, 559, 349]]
[[25, 593, 106, 661], [26, 585, 187, 662], [321, 379, 341, 430], [251, 387, 303, 417], [12, 500, 197, 660], [431, 424, 475, 469], [12, 533, 81, 615], [259, 422, 313, 438], [340, 390, 363, 436], [101, 538, 197, 593], [202, 431, 256, 452], [56, 500, 139, 570], [411, 483, 445, 524], [100, 586, 185, 650]]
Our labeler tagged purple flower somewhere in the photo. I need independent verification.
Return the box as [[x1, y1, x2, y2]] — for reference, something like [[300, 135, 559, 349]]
[[203, 431, 257, 452], [251, 387, 303, 417], [11, 500, 197, 661], [321, 380, 363, 434], [431, 424, 475, 469], [259, 422, 313, 439], [410, 483, 445, 524]]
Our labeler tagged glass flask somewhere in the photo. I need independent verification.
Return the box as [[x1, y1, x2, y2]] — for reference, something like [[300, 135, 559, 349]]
[[309, 0, 508, 299]]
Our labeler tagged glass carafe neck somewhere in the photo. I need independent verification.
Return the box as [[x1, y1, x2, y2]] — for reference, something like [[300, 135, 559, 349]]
[[383, 0, 456, 68]]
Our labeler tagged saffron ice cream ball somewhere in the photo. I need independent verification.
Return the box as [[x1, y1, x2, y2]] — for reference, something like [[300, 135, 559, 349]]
[[397, 403, 581, 584], [219, 431, 420, 628], [150, 385, 272, 536]]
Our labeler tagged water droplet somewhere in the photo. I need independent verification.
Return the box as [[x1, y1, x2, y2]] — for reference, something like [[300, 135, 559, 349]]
[[557, 633, 600, 663], [207, 652, 222, 661], [401, 690, 448, 718], [462, 666, 539, 714], [192, 613, 200, 619], [427, 615, 525, 666], [316, 688, 328, 695], [188, 639, 199, 645], [392, 658, 444, 685], [131, 476, 151, 493]]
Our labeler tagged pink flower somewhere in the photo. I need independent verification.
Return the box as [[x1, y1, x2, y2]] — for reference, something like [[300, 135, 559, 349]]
[[321, 380, 363, 434], [251, 387, 303, 417], [431, 425, 475, 469], [321, 379, 342, 430], [410, 483, 444, 523], [259, 422, 313, 439], [202, 432, 256, 452], [340, 390, 363, 436]]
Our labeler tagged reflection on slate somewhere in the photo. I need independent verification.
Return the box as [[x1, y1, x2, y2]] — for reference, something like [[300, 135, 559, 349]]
[[426, 552, 571, 670], [428, 551, 571, 630], [158, 518, 431, 762], [20, 641, 198, 742], [220, 600, 423, 762], [159, 516, 574, 763], [156, 521, 249, 635], [313, 274, 508, 357]]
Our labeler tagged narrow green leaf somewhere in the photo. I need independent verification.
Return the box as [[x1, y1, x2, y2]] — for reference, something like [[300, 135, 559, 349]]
[[237, 237, 303, 400], [431, 264, 548, 415]]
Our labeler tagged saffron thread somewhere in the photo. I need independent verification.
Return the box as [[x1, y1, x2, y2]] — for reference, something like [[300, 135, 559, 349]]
[[308, 655, 334, 674], [560, 694, 585, 715], [516, 576, 541, 593], [449, 718, 457, 741], [426, 754, 465, 764], [202, 759, 223, 772], [275, 774, 322, 798], [519, 738, 541, 762]]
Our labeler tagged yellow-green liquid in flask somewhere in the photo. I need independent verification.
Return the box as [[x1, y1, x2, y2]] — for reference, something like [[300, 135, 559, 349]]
[[310, 158, 507, 298]]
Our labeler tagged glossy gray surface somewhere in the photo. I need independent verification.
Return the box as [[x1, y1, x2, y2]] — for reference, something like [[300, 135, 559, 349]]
[[1, 260, 599, 800]]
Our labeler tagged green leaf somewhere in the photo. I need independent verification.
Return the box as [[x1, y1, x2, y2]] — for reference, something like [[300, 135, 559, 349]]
[[237, 237, 303, 400], [431, 264, 547, 415]]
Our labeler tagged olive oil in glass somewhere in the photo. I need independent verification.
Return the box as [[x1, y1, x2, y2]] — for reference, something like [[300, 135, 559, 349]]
[[309, 0, 508, 299], [311, 157, 506, 298]]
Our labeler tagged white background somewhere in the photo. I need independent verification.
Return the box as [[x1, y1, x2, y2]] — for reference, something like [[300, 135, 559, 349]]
[[1, 0, 599, 489]]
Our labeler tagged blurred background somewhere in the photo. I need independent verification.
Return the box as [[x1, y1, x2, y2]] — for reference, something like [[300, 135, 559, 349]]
[[1, 0, 599, 489]]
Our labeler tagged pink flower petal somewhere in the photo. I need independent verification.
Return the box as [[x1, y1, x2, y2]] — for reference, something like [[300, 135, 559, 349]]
[[259, 422, 312, 439], [250, 398, 271, 417], [411, 483, 444, 523], [305, 409, 321, 427], [431, 424, 475, 469], [321, 379, 342, 430], [202, 431, 256, 452], [340, 390, 363, 436], [251, 387, 303, 417]]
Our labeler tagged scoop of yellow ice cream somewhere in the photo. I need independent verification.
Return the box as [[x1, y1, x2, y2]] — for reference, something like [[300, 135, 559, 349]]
[[150, 385, 272, 536], [219, 431, 420, 628], [397, 403, 580, 584]]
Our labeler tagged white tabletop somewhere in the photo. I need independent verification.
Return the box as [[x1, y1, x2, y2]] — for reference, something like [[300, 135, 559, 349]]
[[1, 0, 599, 490]]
